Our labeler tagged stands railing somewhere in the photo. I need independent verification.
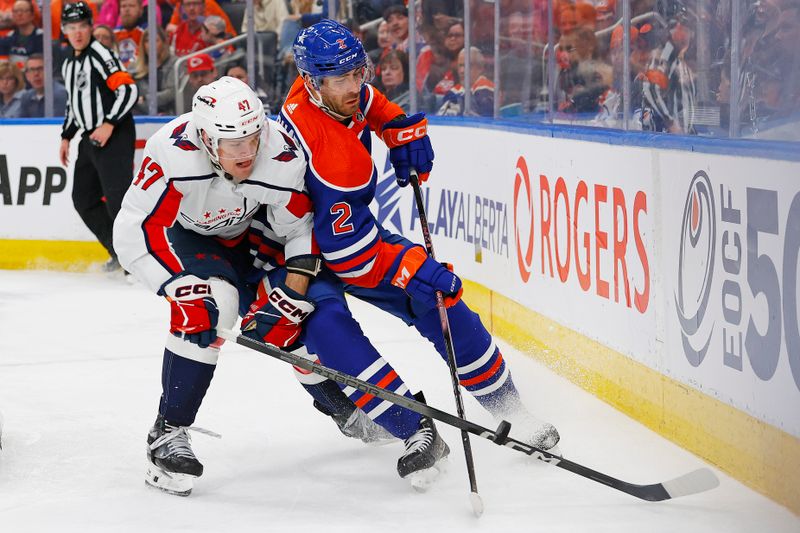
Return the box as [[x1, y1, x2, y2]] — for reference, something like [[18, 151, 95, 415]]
[[10, 0, 799, 144]]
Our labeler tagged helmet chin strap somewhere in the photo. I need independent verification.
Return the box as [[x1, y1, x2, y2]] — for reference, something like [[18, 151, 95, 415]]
[[303, 78, 352, 122]]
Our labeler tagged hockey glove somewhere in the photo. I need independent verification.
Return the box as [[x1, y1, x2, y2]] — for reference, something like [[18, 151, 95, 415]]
[[388, 245, 463, 308], [381, 113, 434, 187], [163, 275, 219, 348], [241, 283, 315, 349]]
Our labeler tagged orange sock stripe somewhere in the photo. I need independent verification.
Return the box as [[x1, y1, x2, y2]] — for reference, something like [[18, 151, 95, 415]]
[[459, 355, 504, 387], [354, 370, 398, 408]]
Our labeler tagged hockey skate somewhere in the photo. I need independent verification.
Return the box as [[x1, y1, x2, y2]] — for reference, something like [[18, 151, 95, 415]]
[[313, 400, 396, 445], [145, 415, 220, 496], [397, 415, 450, 492]]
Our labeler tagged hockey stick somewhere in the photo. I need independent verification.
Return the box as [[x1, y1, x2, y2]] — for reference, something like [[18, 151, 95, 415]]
[[409, 172, 483, 516], [219, 329, 720, 503]]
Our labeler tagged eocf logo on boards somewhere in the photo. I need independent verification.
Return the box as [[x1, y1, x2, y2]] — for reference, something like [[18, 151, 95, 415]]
[[675, 170, 800, 392]]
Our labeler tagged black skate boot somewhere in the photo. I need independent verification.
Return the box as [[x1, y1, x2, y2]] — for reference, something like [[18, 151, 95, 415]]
[[145, 415, 219, 496], [397, 414, 450, 492]]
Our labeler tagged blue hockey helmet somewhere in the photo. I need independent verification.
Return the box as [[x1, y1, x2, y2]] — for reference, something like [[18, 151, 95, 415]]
[[293, 20, 372, 88]]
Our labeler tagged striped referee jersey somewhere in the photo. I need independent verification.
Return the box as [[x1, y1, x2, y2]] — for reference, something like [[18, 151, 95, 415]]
[[60, 39, 138, 139]]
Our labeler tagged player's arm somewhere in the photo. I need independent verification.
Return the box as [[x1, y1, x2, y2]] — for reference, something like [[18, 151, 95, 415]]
[[364, 85, 435, 187], [239, 156, 321, 349], [113, 141, 182, 295]]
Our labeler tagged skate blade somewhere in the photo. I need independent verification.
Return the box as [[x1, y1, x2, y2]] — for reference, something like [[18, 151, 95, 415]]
[[145, 463, 195, 497], [407, 458, 450, 493]]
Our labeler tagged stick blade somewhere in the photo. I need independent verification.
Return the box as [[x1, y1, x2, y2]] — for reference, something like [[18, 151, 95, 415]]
[[661, 467, 720, 499], [469, 491, 484, 517]]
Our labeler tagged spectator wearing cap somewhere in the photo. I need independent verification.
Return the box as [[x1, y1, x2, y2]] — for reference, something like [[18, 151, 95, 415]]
[[19, 53, 68, 117], [200, 15, 233, 61], [184, 52, 217, 109], [113, 0, 146, 69], [0, 0, 43, 67], [133, 26, 177, 115], [383, 5, 409, 51]]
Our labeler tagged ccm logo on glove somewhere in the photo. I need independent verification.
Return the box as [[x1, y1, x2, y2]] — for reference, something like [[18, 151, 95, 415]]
[[267, 289, 312, 322], [173, 283, 211, 298], [392, 125, 427, 144]]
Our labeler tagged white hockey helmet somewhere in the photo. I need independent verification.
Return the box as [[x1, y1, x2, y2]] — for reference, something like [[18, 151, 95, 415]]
[[192, 76, 266, 173]]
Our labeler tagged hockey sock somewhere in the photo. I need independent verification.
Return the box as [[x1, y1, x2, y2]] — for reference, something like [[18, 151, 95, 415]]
[[413, 300, 525, 417], [303, 300, 421, 440], [302, 379, 357, 419], [159, 348, 216, 427]]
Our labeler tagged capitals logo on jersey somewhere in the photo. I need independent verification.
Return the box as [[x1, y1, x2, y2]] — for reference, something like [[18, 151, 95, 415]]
[[170, 122, 200, 151], [273, 131, 298, 162]]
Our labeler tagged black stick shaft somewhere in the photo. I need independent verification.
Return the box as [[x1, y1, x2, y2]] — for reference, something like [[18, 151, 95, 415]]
[[410, 173, 480, 497], [222, 331, 718, 502]]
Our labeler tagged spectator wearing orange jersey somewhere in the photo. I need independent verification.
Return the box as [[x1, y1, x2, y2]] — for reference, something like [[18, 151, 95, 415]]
[[166, 0, 236, 36], [114, 0, 146, 69]]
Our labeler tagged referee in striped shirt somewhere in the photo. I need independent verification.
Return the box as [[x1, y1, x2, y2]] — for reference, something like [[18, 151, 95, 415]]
[[58, 2, 138, 272]]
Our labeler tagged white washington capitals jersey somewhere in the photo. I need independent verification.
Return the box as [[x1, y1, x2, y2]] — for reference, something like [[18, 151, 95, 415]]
[[113, 114, 313, 294]]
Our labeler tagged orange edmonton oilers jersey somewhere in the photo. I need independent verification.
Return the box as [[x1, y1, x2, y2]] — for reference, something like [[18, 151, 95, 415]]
[[278, 77, 406, 288]]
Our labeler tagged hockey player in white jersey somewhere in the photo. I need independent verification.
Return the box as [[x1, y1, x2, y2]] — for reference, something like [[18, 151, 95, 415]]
[[113, 77, 376, 496]]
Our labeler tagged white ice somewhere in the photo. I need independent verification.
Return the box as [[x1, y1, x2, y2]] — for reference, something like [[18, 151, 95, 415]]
[[0, 270, 797, 532]]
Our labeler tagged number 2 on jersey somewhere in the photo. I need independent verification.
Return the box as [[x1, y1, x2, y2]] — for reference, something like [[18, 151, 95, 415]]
[[133, 156, 164, 190], [330, 202, 354, 235]]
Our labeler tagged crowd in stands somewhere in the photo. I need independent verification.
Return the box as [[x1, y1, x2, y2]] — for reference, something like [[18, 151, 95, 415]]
[[0, 0, 796, 137]]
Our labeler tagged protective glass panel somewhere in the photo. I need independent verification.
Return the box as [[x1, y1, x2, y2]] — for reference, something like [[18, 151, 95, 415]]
[[496, 0, 550, 120], [733, 0, 800, 140]]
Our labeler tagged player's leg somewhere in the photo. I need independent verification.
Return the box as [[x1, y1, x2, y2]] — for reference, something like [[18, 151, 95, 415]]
[[411, 299, 560, 451], [354, 229, 559, 450], [303, 274, 449, 485], [70, 137, 115, 260], [145, 226, 241, 495], [245, 268, 392, 444]]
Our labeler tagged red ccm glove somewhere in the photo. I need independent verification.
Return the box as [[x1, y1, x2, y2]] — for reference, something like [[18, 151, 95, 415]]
[[241, 282, 315, 349], [163, 274, 220, 348]]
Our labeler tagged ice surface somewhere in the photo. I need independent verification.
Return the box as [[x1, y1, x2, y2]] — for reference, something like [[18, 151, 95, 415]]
[[0, 271, 797, 532]]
